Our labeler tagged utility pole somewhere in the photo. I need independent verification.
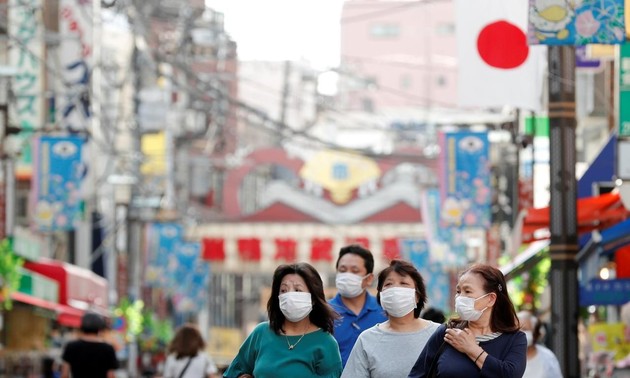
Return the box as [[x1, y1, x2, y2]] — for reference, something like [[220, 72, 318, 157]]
[[547, 45, 580, 377], [278, 60, 291, 146]]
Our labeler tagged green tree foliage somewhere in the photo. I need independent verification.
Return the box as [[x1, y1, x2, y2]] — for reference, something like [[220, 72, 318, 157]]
[[0, 238, 24, 310]]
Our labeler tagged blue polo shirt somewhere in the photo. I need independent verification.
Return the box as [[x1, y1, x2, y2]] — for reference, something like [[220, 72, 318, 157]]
[[329, 292, 387, 367]]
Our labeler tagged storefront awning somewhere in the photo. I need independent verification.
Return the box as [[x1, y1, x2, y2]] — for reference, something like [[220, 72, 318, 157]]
[[599, 218, 630, 257], [9, 292, 88, 327], [501, 240, 550, 281], [521, 192, 629, 243], [23, 259, 109, 316]]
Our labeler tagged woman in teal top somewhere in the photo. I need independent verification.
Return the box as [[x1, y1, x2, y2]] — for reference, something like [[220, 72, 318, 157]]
[[224, 263, 343, 378]]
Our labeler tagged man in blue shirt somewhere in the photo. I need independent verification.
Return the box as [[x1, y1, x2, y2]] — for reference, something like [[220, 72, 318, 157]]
[[329, 244, 387, 367]]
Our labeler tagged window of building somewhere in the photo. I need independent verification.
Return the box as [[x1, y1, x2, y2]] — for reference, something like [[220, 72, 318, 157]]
[[370, 24, 400, 38], [332, 163, 349, 180], [436, 23, 455, 36], [400, 74, 412, 90], [436, 75, 447, 87], [361, 98, 374, 113]]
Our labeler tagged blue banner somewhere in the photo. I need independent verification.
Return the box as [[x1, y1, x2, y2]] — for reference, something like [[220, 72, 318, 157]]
[[580, 279, 630, 306], [145, 223, 183, 286], [402, 238, 450, 314], [144, 223, 210, 312], [439, 131, 491, 228], [32, 136, 85, 231], [170, 242, 210, 313], [528, 0, 625, 45]]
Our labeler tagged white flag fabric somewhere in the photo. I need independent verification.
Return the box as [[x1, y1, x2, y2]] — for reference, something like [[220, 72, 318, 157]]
[[455, 0, 547, 111]]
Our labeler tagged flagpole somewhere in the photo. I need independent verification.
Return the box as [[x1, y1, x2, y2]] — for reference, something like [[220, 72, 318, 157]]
[[547, 44, 580, 378]]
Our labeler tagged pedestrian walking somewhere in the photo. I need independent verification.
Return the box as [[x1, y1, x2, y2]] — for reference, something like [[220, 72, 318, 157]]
[[162, 323, 219, 378], [223, 262, 342, 377], [60, 312, 119, 378], [342, 259, 440, 378], [329, 244, 387, 367], [408, 263, 527, 378]]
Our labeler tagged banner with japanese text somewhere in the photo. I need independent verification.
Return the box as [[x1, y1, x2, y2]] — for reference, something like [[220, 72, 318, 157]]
[[58, 0, 93, 131], [9, 0, 44, 179], [32, 136, 86, 231]]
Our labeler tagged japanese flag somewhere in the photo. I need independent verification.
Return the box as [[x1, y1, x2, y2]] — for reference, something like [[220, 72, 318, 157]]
[[455, 0, 547, 111]]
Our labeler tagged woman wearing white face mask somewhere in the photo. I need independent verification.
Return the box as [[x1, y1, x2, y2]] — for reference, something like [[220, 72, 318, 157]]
[[342, 260, 440, 378], [517, 311, 563, 378], [224, 263, 342, 378], [408, 264, 527, 378]]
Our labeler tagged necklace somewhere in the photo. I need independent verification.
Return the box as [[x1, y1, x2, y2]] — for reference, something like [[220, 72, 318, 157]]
[[285, 332, 306, 350], [284, 324, 309, 350]]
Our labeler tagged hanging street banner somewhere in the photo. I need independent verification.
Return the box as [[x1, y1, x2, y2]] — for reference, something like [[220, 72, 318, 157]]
[[145, 223, 183, 287], [58, 0, 93, 131], [32, 136, 86, 231], [619, 43, 630, 137], [402, 238, 450, 313], [8, 0, 44, 179], [528, 0, 625, 45], [438, 131, 491, 228]]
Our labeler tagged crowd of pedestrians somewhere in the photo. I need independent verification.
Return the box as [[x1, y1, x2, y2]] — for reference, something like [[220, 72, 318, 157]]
[[56, 244, 562, 378]]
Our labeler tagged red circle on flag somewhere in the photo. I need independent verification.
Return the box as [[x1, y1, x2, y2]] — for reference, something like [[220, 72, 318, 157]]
[[477, 20, 529, 69]]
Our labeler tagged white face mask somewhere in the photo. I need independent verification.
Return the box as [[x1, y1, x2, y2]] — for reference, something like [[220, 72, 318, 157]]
[[380, 287, 417, 318], [524, 330, 534, 347], [455, 293, 491, 321], [279, 292, 313, 322], [336, 272, 367, 298]]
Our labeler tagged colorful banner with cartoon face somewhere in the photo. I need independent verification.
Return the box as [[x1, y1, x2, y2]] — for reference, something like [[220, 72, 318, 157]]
[[439, 131, 491, 228], [32, 136, 85, 231], [528, 0, 625, 45]]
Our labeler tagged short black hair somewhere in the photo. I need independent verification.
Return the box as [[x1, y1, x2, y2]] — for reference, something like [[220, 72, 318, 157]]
[[422, 307, 446, 324], [80, 312, 106, 334], [336, 244, 375, 274], [376, 259, 427, 318]]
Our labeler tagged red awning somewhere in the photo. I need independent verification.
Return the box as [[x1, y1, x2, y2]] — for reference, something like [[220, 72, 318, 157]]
[[56, 304, 85, 328], [11, 291, 59, 312], [10, 292, 85, 327], [23, 259, 109, 314], [522, 192, 630, 243]]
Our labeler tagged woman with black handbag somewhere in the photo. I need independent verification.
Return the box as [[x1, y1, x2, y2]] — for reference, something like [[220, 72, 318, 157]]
[[408, 264, 527, 378], [162, 323, 220, 378]]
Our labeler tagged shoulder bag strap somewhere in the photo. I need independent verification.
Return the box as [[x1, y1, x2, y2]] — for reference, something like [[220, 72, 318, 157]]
[[178, 357, 193, 378], [427, 341, 447, 378]]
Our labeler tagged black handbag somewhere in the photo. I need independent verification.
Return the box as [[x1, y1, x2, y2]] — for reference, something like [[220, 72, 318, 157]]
[[426, 341, 447, 378]]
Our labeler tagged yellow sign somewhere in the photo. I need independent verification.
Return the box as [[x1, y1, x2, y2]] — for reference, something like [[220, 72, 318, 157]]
[[141, 132, 166, 175], [207, 327, 243, 366], [588, 322, 630, 361], [300, 150, 381, 204]]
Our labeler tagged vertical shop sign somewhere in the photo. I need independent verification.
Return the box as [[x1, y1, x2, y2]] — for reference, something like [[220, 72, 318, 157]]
[[619, 43, 630, 137], [9, 0, 44, 178], [58, 0, 93, 130], [32, 136, 85, 231]]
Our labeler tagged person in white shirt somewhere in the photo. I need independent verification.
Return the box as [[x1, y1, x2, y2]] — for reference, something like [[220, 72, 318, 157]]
[[517, 311, 563, 378], [162, 323, 220, 378]]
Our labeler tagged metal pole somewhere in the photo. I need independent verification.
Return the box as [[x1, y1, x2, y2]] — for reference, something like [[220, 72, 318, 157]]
[[547, 45, 580, 377]]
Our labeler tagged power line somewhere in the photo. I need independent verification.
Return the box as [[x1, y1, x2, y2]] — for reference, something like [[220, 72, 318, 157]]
[[340, 0, 449, 24]]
